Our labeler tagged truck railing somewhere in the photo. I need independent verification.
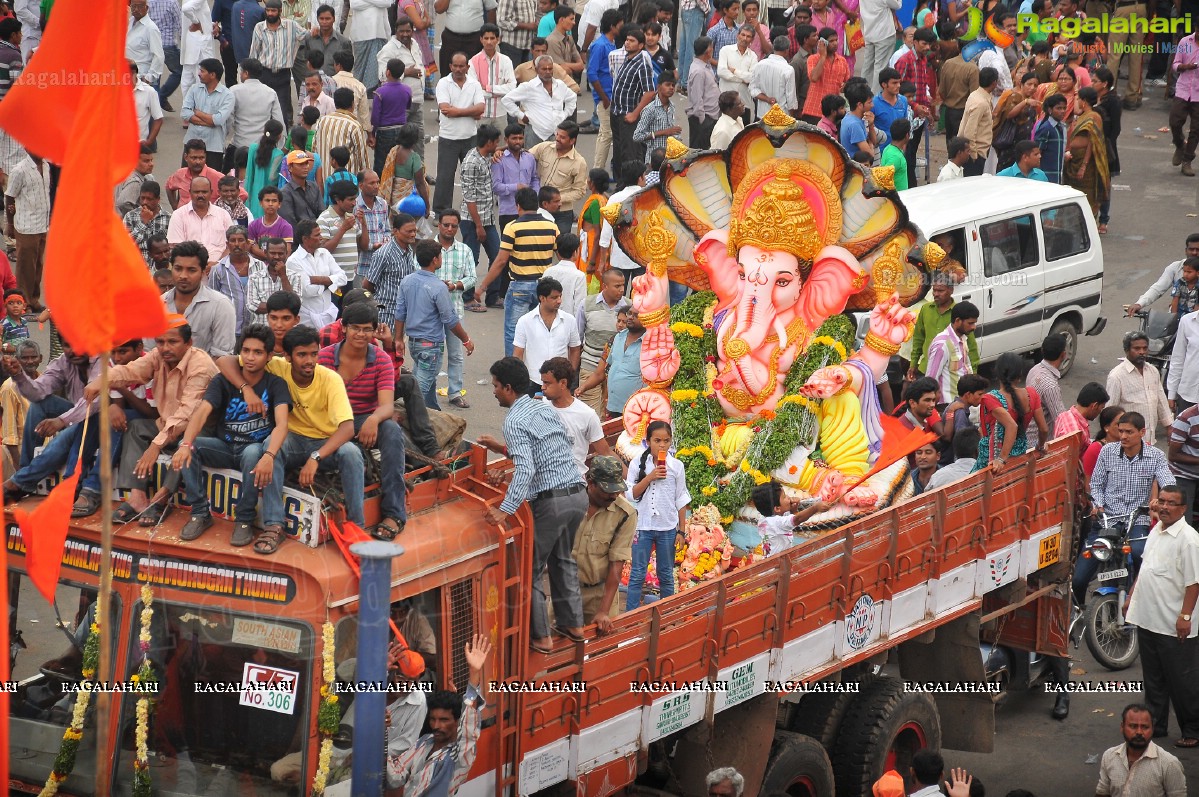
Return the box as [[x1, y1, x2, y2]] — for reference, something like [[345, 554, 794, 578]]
[[505, 434, 1080, 795]]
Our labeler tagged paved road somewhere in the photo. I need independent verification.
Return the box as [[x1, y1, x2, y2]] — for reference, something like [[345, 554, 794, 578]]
[[139, 73, 1199, 795]]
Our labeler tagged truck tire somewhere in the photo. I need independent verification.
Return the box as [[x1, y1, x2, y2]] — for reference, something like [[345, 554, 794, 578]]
[[788, 689, 859, 751], [1048, 318, 1079, 377], [761, 731, 835, 797], [831, 676, 941, 797]]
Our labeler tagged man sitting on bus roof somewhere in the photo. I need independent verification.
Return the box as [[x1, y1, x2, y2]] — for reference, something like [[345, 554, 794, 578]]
[[0, 337, 104, 505], [170, 324, 291, 549], [216, 325, 365, 552], [84, 315, 219, 527], [318, 301, 409, 541]]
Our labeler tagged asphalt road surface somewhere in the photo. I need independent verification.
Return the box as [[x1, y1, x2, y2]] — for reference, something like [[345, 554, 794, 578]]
[[120, 73, 1199, 795]]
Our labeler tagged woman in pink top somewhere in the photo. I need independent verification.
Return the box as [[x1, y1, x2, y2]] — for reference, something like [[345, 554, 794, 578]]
[[1082, 406, 1124, 479]]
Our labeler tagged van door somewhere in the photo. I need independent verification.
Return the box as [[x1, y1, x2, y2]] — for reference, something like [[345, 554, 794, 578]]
[[1039, 200, 1101, 336], [973, 212, 1047, 359]]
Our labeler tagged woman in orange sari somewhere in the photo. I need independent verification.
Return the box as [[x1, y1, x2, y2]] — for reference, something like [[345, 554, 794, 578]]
[[1064, 87, 1110, 226], [578, 168, 610, 287], [1036, 66, 1078, 125], [993, 72, 1042, 171]]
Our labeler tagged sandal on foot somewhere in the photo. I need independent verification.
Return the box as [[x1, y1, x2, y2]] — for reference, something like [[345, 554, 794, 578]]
[[230, 522, 255, 547], [179, 514, 214, 541], [371, 517, 405, 541], [70, 491, 101, 518], [554, 626, 586, 643], [1176, 737, 1199, 748], [530, 640, 554, 654], [449, 396, 471, 409], [465, 302, 487, 313], [253, 526, 286, 555], [139, 501, 174, 527], [113, 502, 141, 524], [2, 483, 30, 503]]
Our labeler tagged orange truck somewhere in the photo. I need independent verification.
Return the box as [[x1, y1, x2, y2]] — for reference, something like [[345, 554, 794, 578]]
[[3, 432, 1079, 797]]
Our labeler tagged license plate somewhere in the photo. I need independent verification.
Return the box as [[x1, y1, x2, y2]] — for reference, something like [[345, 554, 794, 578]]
[[1099, 568, 1129, 582], [1037, 532, 1062, 568]]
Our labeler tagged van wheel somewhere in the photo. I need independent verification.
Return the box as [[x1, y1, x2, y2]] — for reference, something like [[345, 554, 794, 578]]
[[761, 731, 835, 797], [1049, 319, 1080, 377], [831, 676, 941, 797]]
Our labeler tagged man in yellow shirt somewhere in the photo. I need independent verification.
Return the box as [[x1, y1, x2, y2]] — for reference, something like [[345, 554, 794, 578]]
[[216, 325, 365, 549]]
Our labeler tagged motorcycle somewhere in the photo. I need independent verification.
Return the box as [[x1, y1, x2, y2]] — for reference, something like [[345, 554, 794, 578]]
[[1126, 306, 1177, 387], [1079, 508, 1148, 671]]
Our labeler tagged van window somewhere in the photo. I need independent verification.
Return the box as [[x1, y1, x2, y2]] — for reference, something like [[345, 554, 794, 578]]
[[10, 580, 120, 795], [113, 601, 312, 796], [981, 215, 1039, 277], [1041, 203, 1091, 261]]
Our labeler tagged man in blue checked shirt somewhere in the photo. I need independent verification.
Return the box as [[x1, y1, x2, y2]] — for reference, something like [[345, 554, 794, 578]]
[[479, 357, 588, 653]]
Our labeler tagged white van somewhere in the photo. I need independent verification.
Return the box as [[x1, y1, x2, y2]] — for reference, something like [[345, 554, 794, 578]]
[[900, 176, 1106, 375]]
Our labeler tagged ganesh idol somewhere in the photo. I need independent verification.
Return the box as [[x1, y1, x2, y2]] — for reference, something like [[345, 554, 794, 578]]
[[602, 106, 954, 516]]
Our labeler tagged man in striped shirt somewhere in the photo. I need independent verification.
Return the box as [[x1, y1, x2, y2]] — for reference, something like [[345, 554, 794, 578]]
[[480, 357, 587, 651], [313, 88, 370, 184], [316, 180, 367, 287], [249, 0, 309, 123], [435, 209, 477, 408], [318, 301, 408, 539], [475, 187, 559, 356], [364, 212, 419, 326]]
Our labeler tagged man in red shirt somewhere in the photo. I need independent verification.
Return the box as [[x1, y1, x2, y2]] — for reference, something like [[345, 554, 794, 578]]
[[318, 301, 408, 539]]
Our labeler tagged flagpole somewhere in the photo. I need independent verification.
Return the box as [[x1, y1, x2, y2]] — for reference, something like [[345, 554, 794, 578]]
[[95, 355, 113, 797]]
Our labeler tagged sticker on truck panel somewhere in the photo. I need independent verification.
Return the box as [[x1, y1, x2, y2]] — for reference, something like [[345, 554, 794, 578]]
[[845, 594, 877, 650], [1038, 532, 1062, 569], [238, 663, 299, 715]]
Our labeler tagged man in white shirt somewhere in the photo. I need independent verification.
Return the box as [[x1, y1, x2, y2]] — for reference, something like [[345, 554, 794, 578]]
[[287, 218, 349, 328], [938, 136, 971, 182], [1169, 267, 1199, 414], [907, 750, 946, 797], [433, 53, 486, 214], [1095, 705, 1188, 797], [749, 36, 797, 118], [716, 25, 757, 116], [858, 0, 901, 96], [925, 429, 980, 491], [130, 62, 165, 151], [710, 90, 745, 150], [228, 58, 285, 171], [596, 163, 643, 284], [502, 55, 576, 147], [513, 276, 581, 387], [299, 70, 337, 120], [1125, 485, 1199, 747], [376, 16, 426, 155], [127, 0, 166, 86], [349, 0, 391, 90], [539, 357, 611, 478], [542, 233, 587, 319]]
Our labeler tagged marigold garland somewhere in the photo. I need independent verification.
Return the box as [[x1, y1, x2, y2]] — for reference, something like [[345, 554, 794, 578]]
[[39, 621, 101, 797], [312, 621, 339, 796], [668, 292, 858, 519], [132, 585, 157, 797]]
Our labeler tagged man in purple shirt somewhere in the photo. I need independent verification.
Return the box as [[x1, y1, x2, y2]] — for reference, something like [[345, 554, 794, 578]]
[[1171, 31, 1199, 177], [492, 124, 541, 229], [372, 58, 414, 174], [0, 339, 104, 501]]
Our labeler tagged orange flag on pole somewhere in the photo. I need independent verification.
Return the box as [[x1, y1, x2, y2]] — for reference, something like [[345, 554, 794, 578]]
[[846, 413, 939, 493], [0, 0, 167, 354], [12, 470, 78, 605]]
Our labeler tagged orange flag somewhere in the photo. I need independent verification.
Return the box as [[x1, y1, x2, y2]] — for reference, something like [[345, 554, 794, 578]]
[[846, 413, 939, 493], [12, 471, 78, 605], [0, 0, 167, 354]]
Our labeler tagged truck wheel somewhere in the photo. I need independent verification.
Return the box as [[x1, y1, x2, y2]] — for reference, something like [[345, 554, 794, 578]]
[[1049, 319, 1079, 377], [831, 676, 941, 797], [788, 689, 859, 750], [1084, 593, 1140, 671], [761, 731, 835, 797]]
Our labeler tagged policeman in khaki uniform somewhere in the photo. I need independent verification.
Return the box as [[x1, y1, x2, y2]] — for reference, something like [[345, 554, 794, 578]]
[[571, 456, 638, 633]]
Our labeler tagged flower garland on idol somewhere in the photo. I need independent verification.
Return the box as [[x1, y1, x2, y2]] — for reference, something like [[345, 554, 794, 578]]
[[132, 585, 157, 797], [668, 291, 858, 523], [311, 621, 339, 796], [39, 619, 101, 797]]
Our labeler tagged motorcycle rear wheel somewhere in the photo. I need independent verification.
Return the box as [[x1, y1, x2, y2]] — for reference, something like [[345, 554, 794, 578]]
[[1084, 593, 1140, 671]]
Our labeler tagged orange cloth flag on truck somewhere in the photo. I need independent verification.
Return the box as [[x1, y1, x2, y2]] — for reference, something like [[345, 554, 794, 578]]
[[847, 413, 940, 493], [0, 0, 167, 355], [12, 470, 79, 605]]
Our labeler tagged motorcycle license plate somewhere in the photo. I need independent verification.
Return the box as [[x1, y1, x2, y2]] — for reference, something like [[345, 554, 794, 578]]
[[1099, 568, 1129, 581]]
